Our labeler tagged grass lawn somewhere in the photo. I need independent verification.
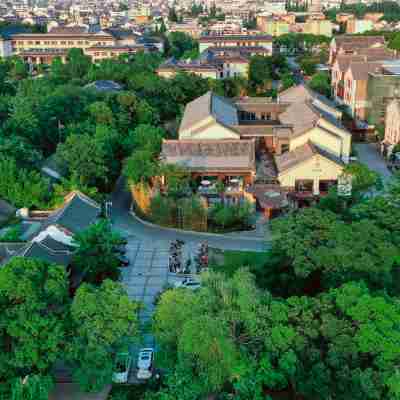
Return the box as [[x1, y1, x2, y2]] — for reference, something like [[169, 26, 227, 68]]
[[209, 248, 270, 277]]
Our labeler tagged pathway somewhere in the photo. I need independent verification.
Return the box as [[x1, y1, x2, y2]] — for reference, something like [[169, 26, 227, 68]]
[[354, 143, 392, 184], [111, 177, 269, 253]]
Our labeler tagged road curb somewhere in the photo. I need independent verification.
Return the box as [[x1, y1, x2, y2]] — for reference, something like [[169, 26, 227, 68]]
[[128, 209, 266, 243]]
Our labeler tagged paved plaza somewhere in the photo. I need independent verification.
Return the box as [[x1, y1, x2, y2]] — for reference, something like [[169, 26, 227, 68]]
[[120, 236, 171, 339]]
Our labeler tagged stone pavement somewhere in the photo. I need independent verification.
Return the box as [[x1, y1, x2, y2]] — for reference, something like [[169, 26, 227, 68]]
[[354, 143, 392, 184], [119, 236, 172, 348]]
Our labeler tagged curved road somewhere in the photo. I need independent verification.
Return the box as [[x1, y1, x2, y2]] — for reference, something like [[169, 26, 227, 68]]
[[111, 177, 268, 252]]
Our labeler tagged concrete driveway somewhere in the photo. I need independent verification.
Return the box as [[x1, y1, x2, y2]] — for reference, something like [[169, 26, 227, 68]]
[[120, 238, 170, 331], [111, 177, 269, 253], [354, 143, 392, 184]]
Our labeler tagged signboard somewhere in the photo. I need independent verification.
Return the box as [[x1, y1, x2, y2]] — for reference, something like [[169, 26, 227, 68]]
[[338, 173, 352, 197]]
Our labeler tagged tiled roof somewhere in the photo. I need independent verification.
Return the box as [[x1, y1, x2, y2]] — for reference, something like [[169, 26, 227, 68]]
[[275, 142, 344, 174], [335, 35, 385, 48], [0, 243, 25, 266], [275, 142, 316, 173], [18, 242, 71, 267], [49, 26, 88, 34], [278, 84, 314, 103], [199, 34, 273, 42], [347, 61, 382, 80], [84, 80, 123, 92], [45, 192, 101, 235], [279, 83, 338, 112], [207, 46, 269, 53], [248, 184, 288, 210], [38, 235, 74, 252], [278, 101, 319, 135], [335, 54, 366, 73], [162, 139, 256, 171], [179, 91, 239, 136]]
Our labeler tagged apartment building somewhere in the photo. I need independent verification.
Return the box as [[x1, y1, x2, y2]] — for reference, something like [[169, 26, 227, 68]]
[[331, 47, 396, 102], [157, 45, 269, 80], [328, 35, 385, 65], [335, 57, 400, 126], [382, 99, 400, 157], [303, 18, 332, 37], [346, 18, 373, 34], [4, 26, 157, 63], [260, 18, 290, 37], [157, 58, 220, 79], [342, 61, 382, 121], [367, 62, 400, 127], [198, 34, 273, 54]]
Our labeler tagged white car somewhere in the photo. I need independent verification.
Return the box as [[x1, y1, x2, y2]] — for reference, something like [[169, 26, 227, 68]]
[[112, 353, 131, 384], [174, 277, 201, 290], [136, 348, 154, 380]]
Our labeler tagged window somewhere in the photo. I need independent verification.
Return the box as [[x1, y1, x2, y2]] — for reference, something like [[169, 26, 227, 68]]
[[295, 180, 313, 192], [35, 41, 40, 45]]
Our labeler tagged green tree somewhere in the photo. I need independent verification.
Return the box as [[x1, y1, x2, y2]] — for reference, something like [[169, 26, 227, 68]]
[[343, 162, 381, 197], [124, 124, 165, 155], [72, 220, 124, 284], [57, 132, 109, 188], [0, 157, 49, 208], [299, 57, 317, 76], [66, 48, 92, 81], [68, 280, 140, 391], [0, 258, 68, 381], [389, 32, 400, 51], [161, 164, 191, 199], [309, 71, 331, 97], [11, 375, 53, 400], [281, 72, 296, 91], [123, 150, 159, 186], [9, 58, 28, 81], [166, 32, 199, 59], [268, 207, 398, 295], [178, 315, 239, 393], [248, 55, 273, 92], [0, 135, 42, 168], [168, 7, 179, 22], [88, 101, 114, 125]]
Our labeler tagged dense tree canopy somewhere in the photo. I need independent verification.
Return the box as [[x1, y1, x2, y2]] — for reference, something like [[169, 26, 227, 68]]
[[0, 255, 139, 397], [152, 270, 400, 400], [68, 280, 140, 391], [72, 220, 124, 284]]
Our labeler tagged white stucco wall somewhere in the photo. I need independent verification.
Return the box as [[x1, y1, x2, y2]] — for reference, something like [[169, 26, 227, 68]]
[[190, 121, 240, 140], [180, 118, 240, 140], [317, 118, 351, 162], [278, 155, 344, 194], [289, 126, 343, 160]]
